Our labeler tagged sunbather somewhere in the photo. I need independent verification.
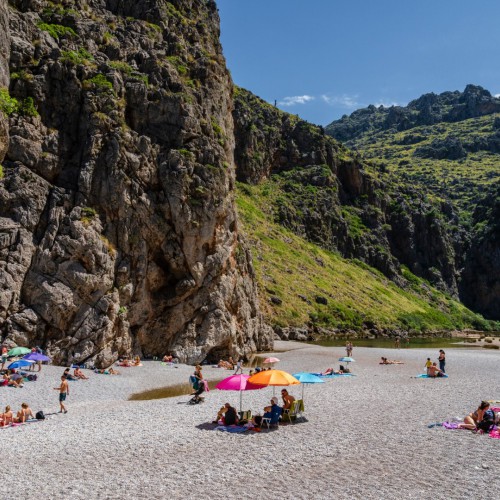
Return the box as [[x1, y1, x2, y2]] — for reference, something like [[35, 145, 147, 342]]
[[428, 362, 444, 377], [281, 389, 296, 411], [457, 401, 490, 430], [16, 402, 34, 423], [380, 357, 404, 364], [213, 403, 238, 425], [0, 405, 14, 426], [321, 367, 343, 375], [74, 367, 89, 380]]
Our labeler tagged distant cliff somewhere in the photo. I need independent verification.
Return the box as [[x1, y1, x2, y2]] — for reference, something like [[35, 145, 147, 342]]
[[324, 85, 500, 320], [0, 0, 272, 367]]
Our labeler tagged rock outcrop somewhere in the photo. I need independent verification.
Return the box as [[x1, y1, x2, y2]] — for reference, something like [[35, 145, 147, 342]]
[[0, 0, 272, 367], [233, 87, 461, 295]]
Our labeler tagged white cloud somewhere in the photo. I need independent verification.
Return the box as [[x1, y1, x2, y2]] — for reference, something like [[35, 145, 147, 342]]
[[321, 94, 359, 108], [495, 93, 500, 98], [278, 95, 315, 106]]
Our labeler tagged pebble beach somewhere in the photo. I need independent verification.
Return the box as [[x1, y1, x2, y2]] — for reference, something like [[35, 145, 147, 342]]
[[1, 341, 499, 499]]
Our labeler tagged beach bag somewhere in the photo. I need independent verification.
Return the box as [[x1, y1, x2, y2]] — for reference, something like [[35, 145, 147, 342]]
[[35, 411, 45, 420], [477, 410, 495, 432]]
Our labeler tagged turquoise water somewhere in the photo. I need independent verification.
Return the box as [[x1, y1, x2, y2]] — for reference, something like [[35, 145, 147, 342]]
[[308, 337, 496, 349]]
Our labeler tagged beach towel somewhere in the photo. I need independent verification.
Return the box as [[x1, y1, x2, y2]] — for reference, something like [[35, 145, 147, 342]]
[[313, 373, 356, 378], [215, 425, 248, 433], [442, 422, 461, 429], [416, 374, 449, 378], [489, 429, 500, 439]]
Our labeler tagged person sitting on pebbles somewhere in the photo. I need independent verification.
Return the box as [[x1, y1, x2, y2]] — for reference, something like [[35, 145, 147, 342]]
[[428, 362, 445, 377], [16, 402, 34, 423], [457, 401, 490, 430], [74, 367, 89, 380], [213, 402, 238, 425], [0, 405, 14, 426]]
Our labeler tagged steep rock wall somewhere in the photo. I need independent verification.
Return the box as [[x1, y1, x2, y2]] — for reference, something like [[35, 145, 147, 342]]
[[0, 0, 272, 366], [233, 88, 460, 294]]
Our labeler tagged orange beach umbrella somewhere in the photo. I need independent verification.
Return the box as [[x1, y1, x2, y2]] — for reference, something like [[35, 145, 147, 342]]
[[248, 369, 300, 387]]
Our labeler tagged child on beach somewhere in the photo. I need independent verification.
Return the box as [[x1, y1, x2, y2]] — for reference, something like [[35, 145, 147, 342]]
[[425, 358, 432, 375], [54, 375, 69, 413]]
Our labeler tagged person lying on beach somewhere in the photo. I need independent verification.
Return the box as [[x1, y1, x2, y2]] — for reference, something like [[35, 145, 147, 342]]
[[427, 362, 444, 377], [379, 357, 404, 364], [0, 405, 14, 426], [131, 356, 141, 366], [163, 354, 173, 363], [457, 401, 490, 430], [321, 368, 343, 375], [16, 402, 34, 423], [74, 367, 89, 380], [217, 359, 234, 370]]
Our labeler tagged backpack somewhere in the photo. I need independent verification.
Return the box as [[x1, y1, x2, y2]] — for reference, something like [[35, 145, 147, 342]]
[[35, 411, 45, 420], [477, 409, 495, 432]]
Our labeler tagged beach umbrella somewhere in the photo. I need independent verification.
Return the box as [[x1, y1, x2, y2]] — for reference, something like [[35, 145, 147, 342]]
[[8, 359, 34, 369], [23, 352, 51, 362], [7, 347, 31, 357], [215, 374, 265, 412], [263, 357, 280, 365], [248, 369, 300, 396], [292, 372, 325, 399], [339, 356, 355, 366]]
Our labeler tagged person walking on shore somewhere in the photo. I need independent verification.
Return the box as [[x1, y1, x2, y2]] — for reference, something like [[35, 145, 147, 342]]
[[438, 350, 446, 373], [234, 358, 243, 374], [54, 376, 69, 413], [346, 341, 353, 357]]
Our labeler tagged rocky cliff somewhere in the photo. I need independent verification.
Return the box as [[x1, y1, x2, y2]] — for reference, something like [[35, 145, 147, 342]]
[[233, 87, 461, 297], [0, 0, 271, 367]]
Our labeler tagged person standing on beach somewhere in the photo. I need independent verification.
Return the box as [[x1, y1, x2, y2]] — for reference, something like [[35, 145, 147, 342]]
[[438, 350, 446, 373], [234, 358, 243, 374], [0, 346, 7, 370], [394, 337, 400, 349], [346, 341, 353, 357], [54, 375, 69, 413]]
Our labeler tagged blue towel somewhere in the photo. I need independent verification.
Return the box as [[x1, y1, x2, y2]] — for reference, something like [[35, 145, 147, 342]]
[[416, 374, 449, 378], [215, 425, 248, 433]]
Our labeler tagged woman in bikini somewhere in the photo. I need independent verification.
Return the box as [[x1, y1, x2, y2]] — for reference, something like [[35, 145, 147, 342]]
[[0, 405, 14, 426], [457, 401, 490, 430], [16, 402, 34, 423]]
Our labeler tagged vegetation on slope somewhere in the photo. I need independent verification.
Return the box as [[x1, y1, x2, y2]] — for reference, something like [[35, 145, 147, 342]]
[[236, 183, 499, 334]]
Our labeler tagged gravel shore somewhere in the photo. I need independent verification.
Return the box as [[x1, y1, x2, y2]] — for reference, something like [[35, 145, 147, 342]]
[[1, 341, 499, 499]]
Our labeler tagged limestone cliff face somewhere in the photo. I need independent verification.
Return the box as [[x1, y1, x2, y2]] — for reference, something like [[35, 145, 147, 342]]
[[0, 0, 272, 367], [233, 88, 460, 294]]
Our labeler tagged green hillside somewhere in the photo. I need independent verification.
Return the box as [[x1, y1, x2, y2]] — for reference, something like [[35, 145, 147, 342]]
[[236, 183, 497, 334], [349, 113, 500, 224]]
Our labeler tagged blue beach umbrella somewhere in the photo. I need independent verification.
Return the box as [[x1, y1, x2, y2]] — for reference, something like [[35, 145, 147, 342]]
[[8, 359, 35, 369], [292, 372, 325, 399], [339, 356, 355, 364]]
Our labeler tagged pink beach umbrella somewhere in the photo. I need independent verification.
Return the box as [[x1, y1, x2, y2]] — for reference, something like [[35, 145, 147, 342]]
[[215, 374, 265, 412], [263, 357, 280, 365]]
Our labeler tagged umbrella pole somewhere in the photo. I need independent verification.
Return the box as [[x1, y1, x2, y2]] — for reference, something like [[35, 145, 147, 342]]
[[240, 390, 242, 413], [302, 384, 304, 400]]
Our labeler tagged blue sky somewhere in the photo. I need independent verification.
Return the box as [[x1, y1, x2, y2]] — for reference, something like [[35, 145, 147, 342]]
[[217, 0, 500, 126]]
